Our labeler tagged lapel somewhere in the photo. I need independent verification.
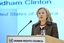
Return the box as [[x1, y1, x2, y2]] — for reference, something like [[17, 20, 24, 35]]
[[44, 24, 49, 31], [44, 21, 52, 31], [36, 25, 41, 34]]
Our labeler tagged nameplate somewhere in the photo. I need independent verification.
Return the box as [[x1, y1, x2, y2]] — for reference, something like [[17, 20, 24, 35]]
[[6, 35, 45, 43]]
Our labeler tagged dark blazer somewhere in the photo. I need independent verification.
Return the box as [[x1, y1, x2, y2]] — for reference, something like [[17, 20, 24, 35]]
[[31, 21, 59, 38]]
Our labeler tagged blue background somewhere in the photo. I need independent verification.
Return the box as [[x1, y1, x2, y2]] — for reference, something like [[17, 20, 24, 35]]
[[0, 0, 64, 43]]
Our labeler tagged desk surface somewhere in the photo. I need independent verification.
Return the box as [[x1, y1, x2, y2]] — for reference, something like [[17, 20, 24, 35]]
[[46, 35, 64, 43]]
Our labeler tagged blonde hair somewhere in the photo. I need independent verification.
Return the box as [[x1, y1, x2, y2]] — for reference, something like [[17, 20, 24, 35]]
[[37, 7, 52, 22]]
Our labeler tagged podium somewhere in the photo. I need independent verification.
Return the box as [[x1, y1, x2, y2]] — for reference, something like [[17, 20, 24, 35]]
[[46, 35, 64, 43], [6, 35, 64, 43]]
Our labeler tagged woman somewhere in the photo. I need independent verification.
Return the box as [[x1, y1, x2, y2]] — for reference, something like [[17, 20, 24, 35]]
[[31, 7, 59, 38]]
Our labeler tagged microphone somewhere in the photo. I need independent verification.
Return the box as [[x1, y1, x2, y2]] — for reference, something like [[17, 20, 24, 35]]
[[18, 20, 32, 35]]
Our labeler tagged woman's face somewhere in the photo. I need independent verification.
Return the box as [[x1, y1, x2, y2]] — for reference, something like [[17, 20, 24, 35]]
[[37, 9, 47, 21]]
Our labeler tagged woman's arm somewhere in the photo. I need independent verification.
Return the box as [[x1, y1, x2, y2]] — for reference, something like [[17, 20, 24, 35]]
[[31, 24, 34, 35], [52, 23, 59, 38]]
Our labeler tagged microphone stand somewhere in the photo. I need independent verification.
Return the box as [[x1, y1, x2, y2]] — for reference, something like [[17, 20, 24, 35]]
[[18, 20, 32, 35]]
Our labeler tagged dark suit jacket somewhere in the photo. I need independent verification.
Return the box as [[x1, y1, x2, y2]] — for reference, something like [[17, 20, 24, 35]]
[[31, 21, 59, 38]]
